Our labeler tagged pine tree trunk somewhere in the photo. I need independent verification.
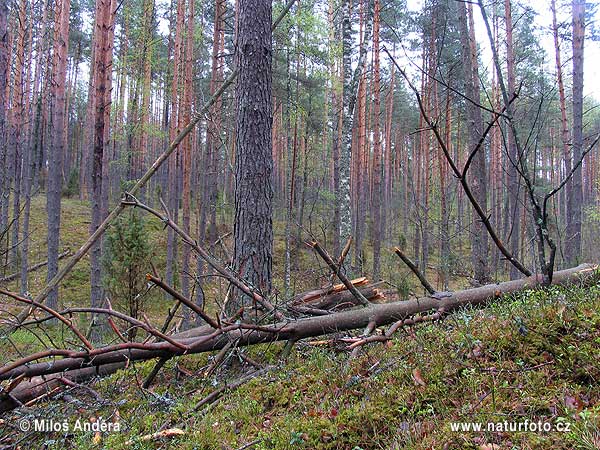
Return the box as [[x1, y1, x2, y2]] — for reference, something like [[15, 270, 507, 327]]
[[0, 1, 7, 240], [459, 0, 489, 282], [566, 0, 585, 265], [47, 0, 71, 309], [505, 0, 521, 280], [0, 2, 10, 260], [6, 0, 26, 274], [181, 0, 195, 308], [371, 0, 382, 280], [166, 0, 186, 293], [229, 0, 273, 318], [382, 55, 394, 244], [90, 0, 111, 337]]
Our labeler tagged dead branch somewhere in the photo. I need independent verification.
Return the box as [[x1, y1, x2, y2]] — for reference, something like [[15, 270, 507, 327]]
[[0, 288, 93, 350], [393, 247, 436, 294], [383, 47, 532, 278], [143, 356, 171, 389], [0, 250, 71, 283], [193, 366, 273, 412], [122, 196, 283, 321], [146, 274, 219, 329], [329, 236, 353, 284], [309, 241, 370, 306], [0, 264, 593, 391], [19, 306, 189, 351]]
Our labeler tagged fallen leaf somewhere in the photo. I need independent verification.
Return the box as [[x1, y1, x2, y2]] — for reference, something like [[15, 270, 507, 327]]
[[412, 368, 426, 387], [565, 393, 584, 412]]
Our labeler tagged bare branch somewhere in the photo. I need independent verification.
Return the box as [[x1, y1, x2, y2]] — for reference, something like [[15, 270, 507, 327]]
[[393, 247, 436, 295]]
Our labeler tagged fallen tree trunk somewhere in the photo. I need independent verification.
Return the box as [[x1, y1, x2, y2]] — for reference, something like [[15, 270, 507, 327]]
[[0, 363, 124, 413], [0, 264, 596, 413], [0, 250, 71, 283]]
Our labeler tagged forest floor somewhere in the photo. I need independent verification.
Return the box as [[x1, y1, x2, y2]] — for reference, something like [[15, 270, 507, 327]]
[[1, 196, 600, 449]]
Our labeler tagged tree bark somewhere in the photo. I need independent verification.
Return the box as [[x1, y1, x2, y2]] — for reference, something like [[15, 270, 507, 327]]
[[181, 0, 195, 306], [229, 0, 273, 318], [371, 0, 382, 280], [504, 0, 521, 280], [166, 0, 186, 294], [90, 0, 112, 337], [47, 0, 71, 309], [0, 1, 7, 240], [458, 0, 488, 282], [566, 0, 585, 266]]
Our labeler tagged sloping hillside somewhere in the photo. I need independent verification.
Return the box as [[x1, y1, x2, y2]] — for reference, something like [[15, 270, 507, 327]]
[[2, 279, 599, 449]]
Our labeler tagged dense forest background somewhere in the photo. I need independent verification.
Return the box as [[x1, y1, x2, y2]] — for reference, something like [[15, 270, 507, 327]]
[[2, 0, 600, 448], [0, 0, 599, 327]]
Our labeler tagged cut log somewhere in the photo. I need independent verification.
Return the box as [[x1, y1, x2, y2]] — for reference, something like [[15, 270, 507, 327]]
[[0, 264, 595, 413]]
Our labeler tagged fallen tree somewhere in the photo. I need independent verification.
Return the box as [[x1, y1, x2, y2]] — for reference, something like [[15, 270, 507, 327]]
[[0, 263, 595, 413], [0, 250, 71, 284]]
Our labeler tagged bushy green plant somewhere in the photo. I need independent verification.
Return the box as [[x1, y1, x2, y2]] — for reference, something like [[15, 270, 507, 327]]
[[103, 211, 152, 339], [62, 168, 79, 198]]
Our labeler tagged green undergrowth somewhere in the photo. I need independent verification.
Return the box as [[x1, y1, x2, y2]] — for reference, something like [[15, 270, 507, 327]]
[[4, 281, 600, 449]]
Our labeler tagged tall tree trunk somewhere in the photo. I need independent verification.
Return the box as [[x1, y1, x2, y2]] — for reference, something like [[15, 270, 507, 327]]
[[440, 92, 451, 290], [196, 0, 225, 312], [181, 0, 195, 309], [0, 1, 7, 240], [504, 0, 521, 280], [382, 55, 394, 244], [339, 0, 372, 263], [166, 0, 186, 293], [566, 0, 585, 265], [371, 0, 382, 280], [459, 0, 489, 282], [328, 0, 341, 258], [90, 0, 112, 338], [9, 0, 29, 273], [19, 0, 38, 294], [47, 0, 71, 309], [338, 0, 353, 255], [207, 0, 223, 260], [228, 0, 273, 318]]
